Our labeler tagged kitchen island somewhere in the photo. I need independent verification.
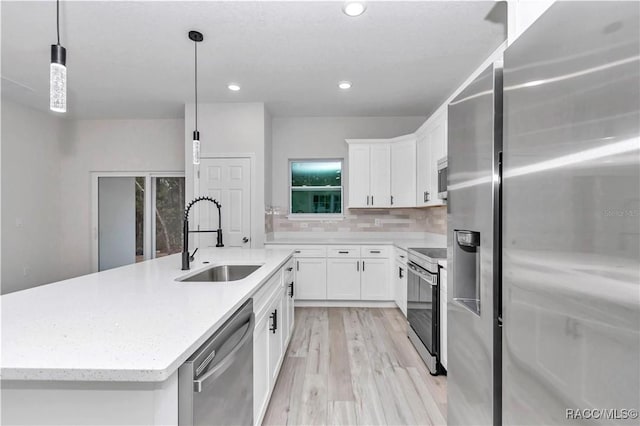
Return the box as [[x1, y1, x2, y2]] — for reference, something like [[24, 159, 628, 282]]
[[1, 248, 294, 425]]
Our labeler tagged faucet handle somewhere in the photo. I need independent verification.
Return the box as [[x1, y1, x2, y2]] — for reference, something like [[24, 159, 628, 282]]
[[189, 247, 199, 261]]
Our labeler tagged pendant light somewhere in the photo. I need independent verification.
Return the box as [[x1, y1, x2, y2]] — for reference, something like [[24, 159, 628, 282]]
[[50, 0, 67, 113], [189, 30, 204, 165]]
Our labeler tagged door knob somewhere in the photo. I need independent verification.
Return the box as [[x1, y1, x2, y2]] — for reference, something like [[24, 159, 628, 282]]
[[242, 237, 249, 243]]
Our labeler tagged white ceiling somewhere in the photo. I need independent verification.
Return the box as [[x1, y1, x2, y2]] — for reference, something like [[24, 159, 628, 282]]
[[1, 1, 506, 119]]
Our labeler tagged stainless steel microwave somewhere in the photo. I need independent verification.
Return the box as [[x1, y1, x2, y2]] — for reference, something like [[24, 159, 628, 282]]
[[437, 157, 447, 200]]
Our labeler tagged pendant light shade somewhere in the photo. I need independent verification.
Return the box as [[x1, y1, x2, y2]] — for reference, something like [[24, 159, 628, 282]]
[[189, 30, 204, 165], [50, 0, 67, 113], [193, 130, 201, 165]]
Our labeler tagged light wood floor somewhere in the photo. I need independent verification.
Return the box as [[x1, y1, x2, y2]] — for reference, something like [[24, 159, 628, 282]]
[[262, 307, 447, 426]]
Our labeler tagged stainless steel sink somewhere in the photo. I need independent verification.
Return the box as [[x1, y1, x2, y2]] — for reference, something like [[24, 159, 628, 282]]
[[177, 264, 262, 283]]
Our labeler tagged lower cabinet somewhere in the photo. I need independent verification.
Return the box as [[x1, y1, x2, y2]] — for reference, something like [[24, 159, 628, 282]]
[[253, 259, 295, 426], [361, 258, 391, 300], [264, 244, 394, 303], [327, 258, 361, 299], [394, 261, 408, 316], [295, 258, 327, 300], [267, 296, 284, 383], [253, 313, 270, 424], [283, 276, 295, 346]]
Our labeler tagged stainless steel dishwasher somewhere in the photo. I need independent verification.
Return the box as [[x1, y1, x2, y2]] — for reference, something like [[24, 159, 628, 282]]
[[179, 299, 254, 426]]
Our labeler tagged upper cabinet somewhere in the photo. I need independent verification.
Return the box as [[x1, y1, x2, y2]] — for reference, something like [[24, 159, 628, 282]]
[[346, 135, 416, 209], [347, 142, 390, 208], [416, 111, 447, 207], [390, 136, 417, 207]]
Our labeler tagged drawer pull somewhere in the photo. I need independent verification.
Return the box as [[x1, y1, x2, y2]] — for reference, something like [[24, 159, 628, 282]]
[[370, 250, 381, 254], [294, 250, 301, 254], [338, 251, 349, 254]]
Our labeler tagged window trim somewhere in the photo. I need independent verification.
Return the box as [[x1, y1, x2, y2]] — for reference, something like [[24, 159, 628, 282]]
[[288, 158, 344, 218]]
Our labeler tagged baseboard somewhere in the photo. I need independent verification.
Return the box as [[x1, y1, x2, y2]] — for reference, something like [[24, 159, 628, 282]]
[[294, 300, 397, 308]]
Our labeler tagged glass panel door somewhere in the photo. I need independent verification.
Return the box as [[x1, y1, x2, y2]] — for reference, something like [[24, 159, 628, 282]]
[[153, 177, 185, 257]]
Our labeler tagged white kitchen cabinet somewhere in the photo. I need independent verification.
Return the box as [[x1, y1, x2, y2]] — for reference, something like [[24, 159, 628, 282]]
[[347, 142, 391, 208], [267, 295, 284, 383], [265, 244, 394, 303], [416, 129, 432, 206], [347, 138, 418, 209], [252, 261, 294, 426], [347, 144, 371, 208], [327, 258, 361, 300], [415, 111, 447, 207], [394, 260, 408, 316], [440, 266, 448, 370], [391, 136, 416, 207], [369, 144, 391, 207], [253, 312, 270, 422], [295, 258, 327, 300], [361, 257, 391, 300], [283, 280, 295, 346], [428, 114, 447, 206]]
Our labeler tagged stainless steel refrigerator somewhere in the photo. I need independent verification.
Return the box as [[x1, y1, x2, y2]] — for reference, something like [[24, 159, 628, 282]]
[[447, 2, 640, 425]]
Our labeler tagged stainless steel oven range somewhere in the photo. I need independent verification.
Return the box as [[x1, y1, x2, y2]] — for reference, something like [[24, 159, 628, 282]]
[[407, 247, 446, 375]]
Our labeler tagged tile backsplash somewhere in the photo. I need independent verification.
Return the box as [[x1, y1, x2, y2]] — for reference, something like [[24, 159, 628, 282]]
[[265, 206, 446, 235]]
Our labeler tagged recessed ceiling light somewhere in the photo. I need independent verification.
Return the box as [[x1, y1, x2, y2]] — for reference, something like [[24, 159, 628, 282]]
[[338, 81, 352, 90], [343, 1, 366, 17], [228, 83, 241, 91]]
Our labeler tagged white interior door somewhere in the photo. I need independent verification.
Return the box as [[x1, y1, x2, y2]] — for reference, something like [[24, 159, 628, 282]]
[[198, 158, 251, 248]]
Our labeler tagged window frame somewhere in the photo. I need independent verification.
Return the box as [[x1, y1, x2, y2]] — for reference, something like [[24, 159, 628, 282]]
[[288, 158, 344, 219]]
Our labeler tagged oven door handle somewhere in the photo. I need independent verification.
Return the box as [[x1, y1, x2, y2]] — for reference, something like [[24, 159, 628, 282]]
[[193, 312, 255, 393]]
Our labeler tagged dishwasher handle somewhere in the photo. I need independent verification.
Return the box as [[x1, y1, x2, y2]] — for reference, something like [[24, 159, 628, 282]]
[[193, 312, 255, 393]]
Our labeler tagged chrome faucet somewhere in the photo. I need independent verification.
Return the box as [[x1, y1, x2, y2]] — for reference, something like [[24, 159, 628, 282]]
[[182, 196, 224, 270]]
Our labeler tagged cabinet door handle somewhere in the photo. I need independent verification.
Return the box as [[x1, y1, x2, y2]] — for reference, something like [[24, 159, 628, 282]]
[[371, 196, 374, 205], [289, 281, 294, 298], [357, 261, 360, 272], [296, 261, 299, 271], [399, 267, 404, 279], [366, 195, 370, 205], [391, 195, 394, 205], [270, 309, 278, 333], [362, 260, 365, 271]]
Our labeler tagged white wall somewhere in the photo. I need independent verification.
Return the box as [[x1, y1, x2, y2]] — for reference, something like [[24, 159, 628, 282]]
[[58, 118, 184, 280], [184, 103, 268, 247], [271, 116, 425, 209], [1, 100, 66, 293]]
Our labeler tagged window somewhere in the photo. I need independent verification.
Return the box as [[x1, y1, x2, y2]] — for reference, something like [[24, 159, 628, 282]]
[[290, 160, 343, 216]]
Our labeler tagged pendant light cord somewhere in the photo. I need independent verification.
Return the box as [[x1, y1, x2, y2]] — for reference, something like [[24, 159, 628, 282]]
[[56, 0, 60, 45], [194, 40, 198, 132]]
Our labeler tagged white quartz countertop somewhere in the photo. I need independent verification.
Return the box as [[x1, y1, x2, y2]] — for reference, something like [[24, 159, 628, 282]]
[[0, 248, 293, 382], [265, 237, 446, 252]]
